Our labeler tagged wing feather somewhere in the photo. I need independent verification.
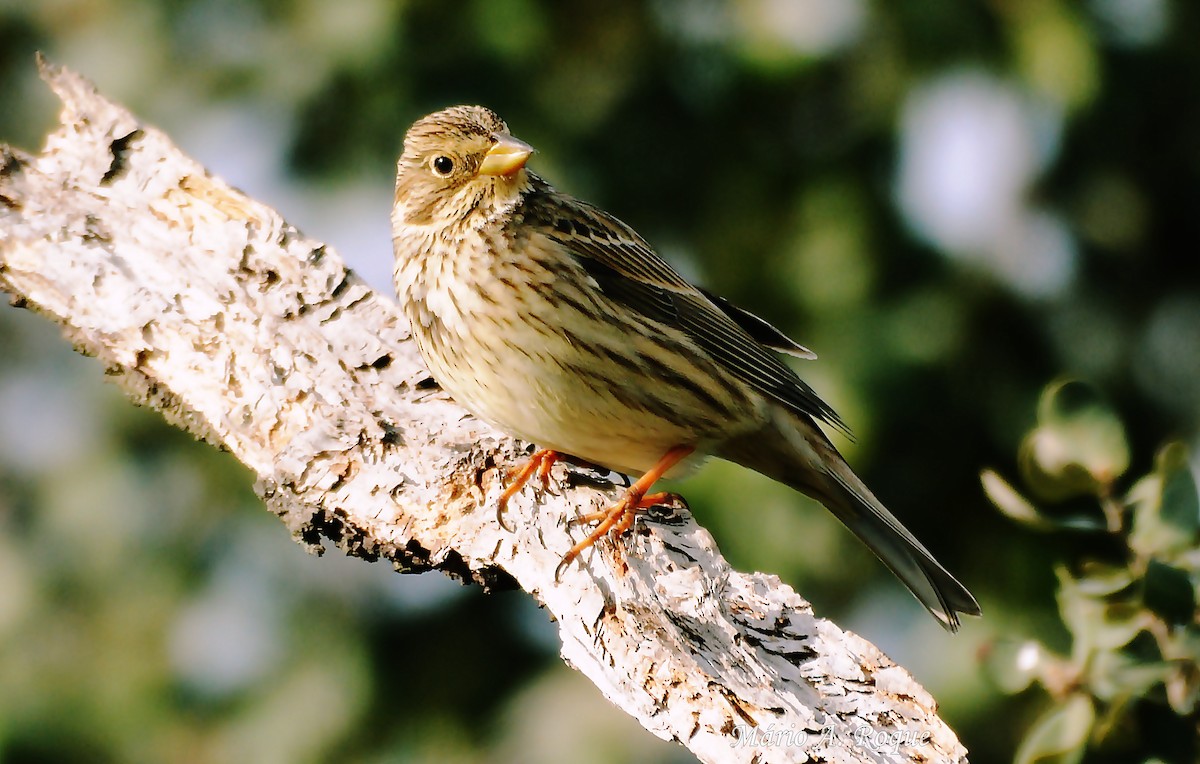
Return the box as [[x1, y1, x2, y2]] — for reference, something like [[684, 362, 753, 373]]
[[698, 289, 817, 360], [528, 190, 847, 433]]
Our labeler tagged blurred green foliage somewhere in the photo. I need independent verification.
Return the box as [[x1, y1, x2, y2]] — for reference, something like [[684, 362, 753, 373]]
[[1, 0, 1199, 762], [983, 381, 1199, 763]]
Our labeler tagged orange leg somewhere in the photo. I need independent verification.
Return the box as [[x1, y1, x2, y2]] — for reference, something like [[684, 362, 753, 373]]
[[497, 449, 561, 530], [555, 445, 695, 580], [612, 492, 676, 535]]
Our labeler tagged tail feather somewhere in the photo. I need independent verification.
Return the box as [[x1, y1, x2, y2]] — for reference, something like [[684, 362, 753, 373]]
[[718, 414, 981, 631], [819, 461, 980, 631]]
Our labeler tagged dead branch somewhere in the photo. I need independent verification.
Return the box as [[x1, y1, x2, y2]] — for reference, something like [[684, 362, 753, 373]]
[[0, 58, 968, 764]]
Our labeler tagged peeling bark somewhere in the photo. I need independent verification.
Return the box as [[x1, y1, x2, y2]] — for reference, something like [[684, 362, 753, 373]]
[[0, 58, 969, 764]]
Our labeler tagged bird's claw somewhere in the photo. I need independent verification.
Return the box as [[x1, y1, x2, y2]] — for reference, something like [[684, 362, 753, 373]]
[[496, 503, 515, 533], [553, 552, 574, 582]]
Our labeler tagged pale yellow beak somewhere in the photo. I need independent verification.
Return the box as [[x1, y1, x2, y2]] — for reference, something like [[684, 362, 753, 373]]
[[478, 133, 534, 177]]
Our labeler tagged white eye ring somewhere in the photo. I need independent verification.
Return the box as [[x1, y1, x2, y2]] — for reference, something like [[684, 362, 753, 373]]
[[431, 155, 454, 176]]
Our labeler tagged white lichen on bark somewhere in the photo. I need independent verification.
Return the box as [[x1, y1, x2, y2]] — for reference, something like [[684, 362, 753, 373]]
[[0, 58, 969, 764]]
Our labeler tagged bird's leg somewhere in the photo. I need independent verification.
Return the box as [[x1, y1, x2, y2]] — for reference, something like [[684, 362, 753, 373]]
[[555, 445, 694, 580], [612, 492, 677, 535], [497, 448, 561, 530]]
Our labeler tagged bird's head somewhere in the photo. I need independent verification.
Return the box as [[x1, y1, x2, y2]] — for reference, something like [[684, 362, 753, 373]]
[[393, 105, 535, 228]]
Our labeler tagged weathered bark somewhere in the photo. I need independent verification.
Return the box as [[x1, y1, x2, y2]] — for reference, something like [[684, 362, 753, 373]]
[[0, 58, 968, 763]]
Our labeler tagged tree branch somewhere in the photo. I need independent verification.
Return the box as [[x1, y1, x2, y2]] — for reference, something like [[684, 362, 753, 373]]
[[0, 58, 968, 764]]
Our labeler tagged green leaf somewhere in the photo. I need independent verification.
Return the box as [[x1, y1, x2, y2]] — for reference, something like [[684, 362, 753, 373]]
[[1019, 380, 1129, 502], [1092, 604, 1148, 651], [1014, 694, 1095, 764], [1158, 443, 1200, 536], [1057, 567, 1098, 648], [1142, 559, 1196, 626], [982, 469, 1049, 528], [1074, 562, 1135, 597], [1130, 444, 1200, 558], [984, 638, 1050, 694], [1088, 650, 1173, 703], [1057, 568, 1146, 655], [1164, 627, 1200, 714], [981, 469, 1108, 532]]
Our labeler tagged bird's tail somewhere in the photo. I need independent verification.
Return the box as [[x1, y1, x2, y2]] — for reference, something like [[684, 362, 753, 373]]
[[718, 414, 981, 631]]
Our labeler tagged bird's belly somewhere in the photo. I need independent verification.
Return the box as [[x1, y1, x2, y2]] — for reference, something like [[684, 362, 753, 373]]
[[428, 331, 708, 476], [403, 261, 760, 477]]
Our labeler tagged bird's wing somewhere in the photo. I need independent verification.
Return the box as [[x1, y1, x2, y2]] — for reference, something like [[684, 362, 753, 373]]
[[530, 192, 846, 433], [697, 289, 818, 360]]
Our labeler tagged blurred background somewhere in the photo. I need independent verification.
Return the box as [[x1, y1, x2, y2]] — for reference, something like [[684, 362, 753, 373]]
[[0, 0, 1197, 762]]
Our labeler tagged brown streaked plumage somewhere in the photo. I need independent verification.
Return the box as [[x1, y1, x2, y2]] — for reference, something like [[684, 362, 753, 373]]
[[391, 105, 980, 631]]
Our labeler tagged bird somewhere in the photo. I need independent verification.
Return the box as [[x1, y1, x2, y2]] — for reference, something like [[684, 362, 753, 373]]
[[391, 105, 980, 631]]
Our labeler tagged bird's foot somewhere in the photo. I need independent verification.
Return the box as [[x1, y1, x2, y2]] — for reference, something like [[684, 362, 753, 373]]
[[556, 492, 683, 580], [496, 448, 561, 530], [568, 492, 679, 527], [555, 445, 694, 581]]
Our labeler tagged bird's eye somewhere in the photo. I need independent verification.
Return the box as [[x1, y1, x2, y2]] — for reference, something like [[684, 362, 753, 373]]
[[431, 155, 455, 176]]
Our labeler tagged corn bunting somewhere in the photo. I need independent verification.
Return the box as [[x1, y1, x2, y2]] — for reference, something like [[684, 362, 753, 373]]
[[391, 105, 979, 631]]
